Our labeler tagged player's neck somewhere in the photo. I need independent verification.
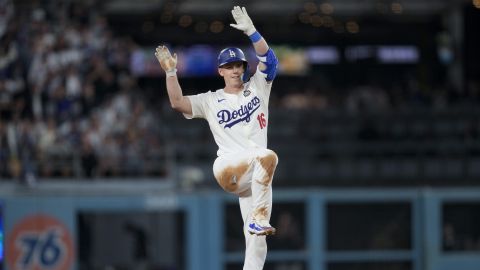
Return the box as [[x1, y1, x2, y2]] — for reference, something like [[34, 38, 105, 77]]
[[224, 83, 244, 94]]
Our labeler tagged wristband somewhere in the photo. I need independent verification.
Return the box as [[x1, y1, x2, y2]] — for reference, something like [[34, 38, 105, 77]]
[[166, 68, 177, 77], [249, 31, 262, 43]]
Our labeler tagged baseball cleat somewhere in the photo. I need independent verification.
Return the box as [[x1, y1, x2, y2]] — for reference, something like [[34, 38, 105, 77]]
[[248, 221, 276, 236]]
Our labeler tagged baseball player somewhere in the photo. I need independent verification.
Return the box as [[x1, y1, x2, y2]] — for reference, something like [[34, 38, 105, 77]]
[[155, 6, 279, 270]]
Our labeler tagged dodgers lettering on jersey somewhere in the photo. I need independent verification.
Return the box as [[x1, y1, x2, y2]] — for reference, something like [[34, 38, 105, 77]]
[[217, 96, 260, 128], [184, 68, 273, 156]]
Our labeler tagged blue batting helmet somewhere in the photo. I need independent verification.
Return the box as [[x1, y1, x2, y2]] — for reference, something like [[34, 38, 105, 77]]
[[217, 47, 249, 81]]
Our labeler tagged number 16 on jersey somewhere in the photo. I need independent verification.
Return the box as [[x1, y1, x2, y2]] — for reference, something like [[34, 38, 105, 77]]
[[257, 113, 267, 129]]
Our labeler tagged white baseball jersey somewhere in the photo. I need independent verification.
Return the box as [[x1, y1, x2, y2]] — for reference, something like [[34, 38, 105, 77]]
[[184, 67, 272, 156]]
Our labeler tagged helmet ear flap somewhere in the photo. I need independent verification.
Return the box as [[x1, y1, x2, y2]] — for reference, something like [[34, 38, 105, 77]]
[[242, 62, 250, 82]]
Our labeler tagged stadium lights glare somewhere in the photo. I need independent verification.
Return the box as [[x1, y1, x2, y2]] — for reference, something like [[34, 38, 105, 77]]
[[474, 0, 480, 9]]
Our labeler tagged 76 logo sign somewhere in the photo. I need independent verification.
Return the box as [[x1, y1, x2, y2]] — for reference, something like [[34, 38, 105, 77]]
[[7, 214, 75, 270], [17, 229, 65, 268]]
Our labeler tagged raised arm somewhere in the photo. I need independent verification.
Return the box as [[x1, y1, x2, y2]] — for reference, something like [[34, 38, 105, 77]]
[[154, 45, 192, 115], [230, 6, 278, 82]]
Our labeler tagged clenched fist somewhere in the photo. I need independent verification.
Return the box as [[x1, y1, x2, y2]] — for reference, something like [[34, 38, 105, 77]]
[[155, 45, 177, 74]]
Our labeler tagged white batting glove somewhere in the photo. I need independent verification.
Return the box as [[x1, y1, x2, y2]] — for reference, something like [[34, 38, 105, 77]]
[[230, 6, 256, 36], [154, 45, 178, 76]]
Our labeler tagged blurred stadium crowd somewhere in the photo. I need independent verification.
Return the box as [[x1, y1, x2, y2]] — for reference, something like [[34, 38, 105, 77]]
[[0, 0, 167, 180], [1, 0, 480, 184]]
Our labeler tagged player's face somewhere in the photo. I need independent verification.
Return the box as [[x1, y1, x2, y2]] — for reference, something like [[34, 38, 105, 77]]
[[219, 62, 245, 84]]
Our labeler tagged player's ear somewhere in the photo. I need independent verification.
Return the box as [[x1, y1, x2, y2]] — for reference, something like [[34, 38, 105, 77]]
[[218, 68, 224, 77]]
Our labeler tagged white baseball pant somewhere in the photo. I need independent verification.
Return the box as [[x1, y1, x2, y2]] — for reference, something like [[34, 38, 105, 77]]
[[213, 148, 278, 270]]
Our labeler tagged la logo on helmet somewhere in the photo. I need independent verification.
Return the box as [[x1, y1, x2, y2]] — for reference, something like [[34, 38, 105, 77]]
[[229, 50, 236, 57]]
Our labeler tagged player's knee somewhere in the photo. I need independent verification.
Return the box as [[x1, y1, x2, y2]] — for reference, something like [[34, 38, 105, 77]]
[[214, 163, 249, 193], [262, 149, 278, 168], [258, 150, 278, 185], [216, 171, 238, 193], [270, 150, 279, 166]]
